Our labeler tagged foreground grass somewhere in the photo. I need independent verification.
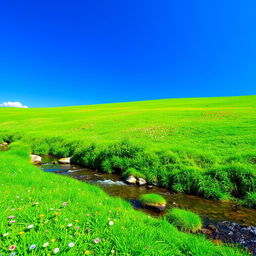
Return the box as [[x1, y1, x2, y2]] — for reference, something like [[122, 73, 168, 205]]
[[0, 96, 255, 204], [0, 144, 249, 255]]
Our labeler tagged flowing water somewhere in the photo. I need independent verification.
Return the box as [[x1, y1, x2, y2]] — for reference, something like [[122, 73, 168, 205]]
[[40, 156, 256, 255]]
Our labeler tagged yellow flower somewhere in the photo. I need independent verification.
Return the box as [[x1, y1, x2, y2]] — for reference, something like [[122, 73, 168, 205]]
[[51, 238, 55, 243], [60, 225, 64, 228], [54, 212, 59, 216], [84, 250, 91, 255], [18, 208, 22, 210], [39, 214, 44, 218], [19, 231, 24, 235], [75, 220, 79, 223]]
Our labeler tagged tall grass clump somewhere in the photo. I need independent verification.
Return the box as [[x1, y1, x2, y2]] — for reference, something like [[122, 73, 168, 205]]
[[166, 208, 202, 233], [241, 192, 256, 208]]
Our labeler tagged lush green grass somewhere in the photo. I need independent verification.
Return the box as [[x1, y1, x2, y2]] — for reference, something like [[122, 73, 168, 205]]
[[140, 193, 167, 205], [0, 144, 249, 255], [166, 208, 202, 233], [0, 96, 256, 204], [242, 192, 256, 208]]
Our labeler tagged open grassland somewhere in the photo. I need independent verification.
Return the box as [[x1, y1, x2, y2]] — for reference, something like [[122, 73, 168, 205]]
[[0, 96, 256, 205], [0, 143, 249, 255]]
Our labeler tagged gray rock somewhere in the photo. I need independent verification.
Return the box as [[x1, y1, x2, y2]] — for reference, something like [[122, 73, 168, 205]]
[[137, 178, 146, 186], [58, 157, 71, 164], [31, 154, 42, 164], [126, 176, 137, 184]]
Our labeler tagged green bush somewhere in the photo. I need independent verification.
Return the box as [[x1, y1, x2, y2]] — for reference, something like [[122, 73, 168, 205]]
[[140, 193, 166, 205], [166, 208, 202, 232]]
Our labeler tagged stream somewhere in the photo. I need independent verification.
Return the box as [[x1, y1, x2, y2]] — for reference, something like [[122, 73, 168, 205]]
[[38, 156, 256, 255]]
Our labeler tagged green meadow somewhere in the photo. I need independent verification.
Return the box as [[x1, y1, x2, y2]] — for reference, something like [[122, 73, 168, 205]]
[[0, 143, 249, 255], [0, 95, 255, 205]]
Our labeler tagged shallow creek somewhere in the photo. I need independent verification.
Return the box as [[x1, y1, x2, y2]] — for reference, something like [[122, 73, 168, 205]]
[[39, 156, 256, 255]]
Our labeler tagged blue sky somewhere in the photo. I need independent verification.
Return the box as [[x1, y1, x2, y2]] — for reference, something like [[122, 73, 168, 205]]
[[0, 0, 255, 108]]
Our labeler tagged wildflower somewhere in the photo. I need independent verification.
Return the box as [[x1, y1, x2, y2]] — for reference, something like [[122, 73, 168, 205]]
[[39, 214, 44, 218], [62, 202, 67, 206], [42, 242, 49, 247], [53, 248, 59, 254], [11, 208, 16, 211], [9, 245, 16, 251], [34, 202, 39, 205], [54, 212, 59, 216], [18, 208, 22, 210], [94, 238, 100, 244], [65, 218, 68, 221], [51, 239, 55, 243], [109, 221, 114, 226], [111, 250, 115, 254], [9, 220, 16, 224], [27, 224, 34, 229], [67, 223, 72, 227], [50, 208, 54, 210], [60, 225, 65, 228], [68, 242, 75, 248], [19, 232, 24, 235], [8, 216, 15, 219], [29, 244, 36, 250], [75, 226, 79, 230], [3, 233, 9, 237], [75, 219, 78, 223], [84, 250, 91, 255]]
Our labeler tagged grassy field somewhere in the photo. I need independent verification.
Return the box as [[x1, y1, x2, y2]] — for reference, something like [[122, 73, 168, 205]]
[[0, 143, 249, 255], [0, 96, 256, 205]]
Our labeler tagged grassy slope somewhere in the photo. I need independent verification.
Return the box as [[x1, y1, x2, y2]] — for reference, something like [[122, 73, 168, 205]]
[[0, 96, 255, 152], [0, 144, 248, 256], [0, 95, 255, 202]]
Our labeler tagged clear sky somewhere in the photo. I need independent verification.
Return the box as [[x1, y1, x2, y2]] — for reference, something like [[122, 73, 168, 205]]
[[0, 1, 255, 108]]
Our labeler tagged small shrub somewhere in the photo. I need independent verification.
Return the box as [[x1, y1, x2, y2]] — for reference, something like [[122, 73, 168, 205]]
[[140, 193, 166, 205], [166, 208, 202, 232]]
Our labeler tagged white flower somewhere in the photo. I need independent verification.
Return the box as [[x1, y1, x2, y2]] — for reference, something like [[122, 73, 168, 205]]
[[68, 242, 75, 248], [111, 250, 115, 254], [42, 242, 49, 248], [28, 224, 34, 229], [67, 223, 72, 227], [53, 248, 59, 254], [109, 221, 114, 226], [50, 208, 54, 210], [3, 232, 9, 237], [30, 244, 36, 250]]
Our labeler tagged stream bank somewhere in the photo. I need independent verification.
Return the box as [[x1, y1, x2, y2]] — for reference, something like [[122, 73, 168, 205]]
[[39, 155, 256, 255]]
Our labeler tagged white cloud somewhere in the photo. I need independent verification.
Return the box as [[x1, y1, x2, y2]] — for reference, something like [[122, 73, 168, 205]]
[[0, 101, 28, 108]]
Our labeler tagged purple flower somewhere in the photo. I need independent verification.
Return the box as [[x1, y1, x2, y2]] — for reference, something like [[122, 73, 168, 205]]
[[62, 202, 67, 207], [9, 220, 16, 224], [8, 216, 15, 219], [94, 238, 100, 244]]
